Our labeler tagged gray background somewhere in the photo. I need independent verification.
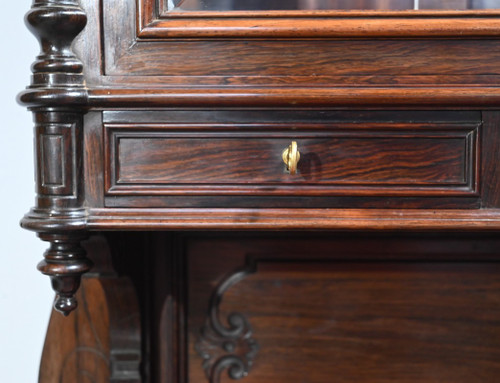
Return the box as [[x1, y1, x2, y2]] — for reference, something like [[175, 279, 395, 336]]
[[0, 1, 53, 381]]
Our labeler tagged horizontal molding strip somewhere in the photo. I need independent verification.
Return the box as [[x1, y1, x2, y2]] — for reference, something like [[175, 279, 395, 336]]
[[22, 87, 500, 108], [158, 10, 500, 18], [88, 208, 500, 231], [139, 17, 500, 38], [88, 87, 500, 108]]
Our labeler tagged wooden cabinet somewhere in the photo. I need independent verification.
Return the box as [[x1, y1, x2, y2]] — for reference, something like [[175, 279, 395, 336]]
[[19, 1, 500, 382]]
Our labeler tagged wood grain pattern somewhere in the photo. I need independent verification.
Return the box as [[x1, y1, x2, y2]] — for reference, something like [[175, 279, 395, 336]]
[[97, 0, 500, 90], [87, 208, 500, 230], [107, 40, 500, 80], [83, 112, 105, 208], [186, 234, 500, 383], [18, 1, 500, 382], [140, 16, 500, 38], [103, 196, 481, 209], [106, 123, 478, 198], [103, 110, 481, 124], [102, 113, 481, 209], [217, 263, 500, 383], [480, 111, 500, 208], [137, 0, 500, 38], [38, 235, 141, 383], [89, 87, 500, 108]]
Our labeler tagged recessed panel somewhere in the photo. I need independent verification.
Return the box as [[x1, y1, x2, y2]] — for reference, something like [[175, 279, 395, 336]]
[[105, 123, 478, 197], [186, 236, 500, 383], [40, 134, 64, 187], [190, 261, 500, 383]]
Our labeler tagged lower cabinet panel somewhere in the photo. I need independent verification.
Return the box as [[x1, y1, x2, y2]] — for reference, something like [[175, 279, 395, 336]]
[[37, 232, 500, 383], [182, 235, 500, 383]]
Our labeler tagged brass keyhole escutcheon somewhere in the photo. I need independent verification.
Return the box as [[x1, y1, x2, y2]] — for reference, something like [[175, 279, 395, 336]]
[[282, 141, 300, 175]]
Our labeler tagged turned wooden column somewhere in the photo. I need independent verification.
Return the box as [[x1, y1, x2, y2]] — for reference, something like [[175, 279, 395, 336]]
[[19, 0, 90, 315]]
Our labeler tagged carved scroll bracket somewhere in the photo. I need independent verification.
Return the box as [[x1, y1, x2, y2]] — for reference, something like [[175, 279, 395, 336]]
[[196, 267, 260, 383]]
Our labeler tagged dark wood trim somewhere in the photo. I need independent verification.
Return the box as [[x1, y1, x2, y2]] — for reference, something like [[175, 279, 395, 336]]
[[23, 86, 500, 110], [480, 111, 500, 208], [83, 112, 105, 208], [37, 232, 93, 316], [19, 0, 91, 316], [104, 122, 479, 198], [38, 235, 141, 382], [159, 10, 500, 18], [89, 87, 500, 108], [140, 16, 500, 39], [87, 208, 500, 231], [137, 0, 500, 39]]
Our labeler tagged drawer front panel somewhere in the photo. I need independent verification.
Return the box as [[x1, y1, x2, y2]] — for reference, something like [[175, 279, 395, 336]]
[[105, 123, 479, 198]]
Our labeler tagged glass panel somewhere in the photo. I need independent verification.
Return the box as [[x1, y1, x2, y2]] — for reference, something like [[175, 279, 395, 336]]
[[167, 0, 500, 12]]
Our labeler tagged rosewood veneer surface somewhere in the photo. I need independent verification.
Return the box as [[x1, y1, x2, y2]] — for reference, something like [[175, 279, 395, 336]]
[[19, 0, 500, 382]]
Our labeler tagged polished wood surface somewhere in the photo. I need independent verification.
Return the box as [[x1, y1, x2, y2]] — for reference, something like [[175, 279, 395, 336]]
[[100, 111, 481, 209], [184, 233, 500, 383], [39, 236, 141, 382], [207, 263, 500, 382], [87, 208, 500, 230], [18, 0, 500, 382], [106, 121, 477, 196]]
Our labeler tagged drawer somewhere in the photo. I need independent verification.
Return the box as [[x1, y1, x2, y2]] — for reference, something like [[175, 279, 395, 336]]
[[104, 116, 480, 208]]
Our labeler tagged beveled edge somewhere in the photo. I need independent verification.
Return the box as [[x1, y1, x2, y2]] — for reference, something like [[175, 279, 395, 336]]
[[160, 9, 500, 19], [140, 17, 500, 38], [138, 2, 500, 39]]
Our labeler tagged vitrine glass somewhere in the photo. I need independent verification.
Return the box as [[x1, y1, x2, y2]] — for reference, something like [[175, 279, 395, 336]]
[[168, 0, 500, 12]]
